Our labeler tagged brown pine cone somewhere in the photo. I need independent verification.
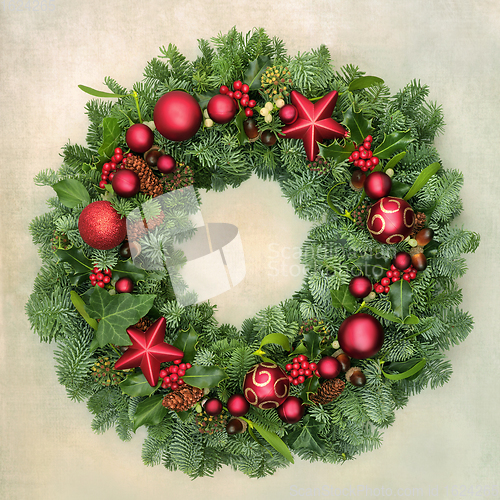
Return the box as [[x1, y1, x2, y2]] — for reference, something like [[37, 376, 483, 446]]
[[134, 317, 153, 332], [124, 155, 163, 197], [127, 212, 165, 242], [309, 378, 345, 405], [162, 385, 204, 412], [411, 212, 427, 237]]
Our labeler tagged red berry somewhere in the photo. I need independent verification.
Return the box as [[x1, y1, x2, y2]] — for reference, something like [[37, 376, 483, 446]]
[[404, 267, 412, 273], [174, 359, 182, 365], [126, 152, 133, 157], [89, 274, 96, 281], [392, 277, 400, 282], [358, 159, 366, 168], [179, 363, 186, 370], [286, 364, 293, 371], [403, 273, 411, 281], [297, 355, 306, 362], [292, 363, 300, 370], [384, 286, 390, 293], [361, 165, 368, 172], [103, 162, 111, 170], [104, 269, 112, 276], [161, 380, 168, 389], [292, 379, 299, 386], [375, 284, 385, 293], [304, 369, 312, 376], [288, 375, 293, 383], [93, 267, 99, 273], [244, 108, 253, 117], [108, 172, 115, 181], [291, 369, 299, 378], [186, 363, 192, 369], [171, 383, 179, 390], [293, 357, 298, 363], [365, 160, 373, 169], [410, 271, 417, 279], [298, 369, 305, 376], [170, 373, 179, 382], [358, 146, 365, 153], [110, 162, 117, 170], [96, 273, 104, 281], [309, 363, 317, 371], [114, 147, 123, 155], [353, 160, 360, 167], [352, 151, 360, 160], [297, 375, 305, 384], [233, 91, 242, 100], [301, 361, 309, 369], [178, 369, 185, 377], [371, 157, 380, 166], [220, 85, 229, 94], [97, 281, 105, 288], [177, 379, 184, 386], [240, 98, 249, 107], [90, 280, 97, 286], [164, 376, 171, 384], [169, 365, 178, 373], [367, 150, 373, 159], [365, 135, 373, 142], [386, 271, 393, 278], [114, 153, 123, 163], [103, 276, 111, 284], [315, 370, 320, 377], [241, 84, 249, 93], [227, 91, 234, 98], [233, 80, 242, 90], [348, 155, 353, 162], [101, 173, 108, 181], [159, 369, 167, 378], [360, 149, 368, 159], [363, 141, 371, 150], [393, 271, 400, 278], [248, 99, 256, 108], [381, 277, 390, 286]]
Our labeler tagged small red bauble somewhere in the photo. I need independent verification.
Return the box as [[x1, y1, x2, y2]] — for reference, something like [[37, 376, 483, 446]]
[[227, 394, 250, 417], [278, 104, 298, 124], [125, 123, 154, 154], [204, 398, 223, 416], [393, 251, 412, 271], [207, 94, 238, 124], [156, 154, 177, 174], [338, 313, 384, 359], [78, 201, 127, 250], [317, 356, 341, 379], [115, 277, 134, 294], [111, 169, 141, 198], [243, 362, 290, 410], [153, 90, 202, 141], [364, 171, 392, 199], [348, 276, 373, 298], [366, 196, 415, 244], [277, 396, 305, 424]]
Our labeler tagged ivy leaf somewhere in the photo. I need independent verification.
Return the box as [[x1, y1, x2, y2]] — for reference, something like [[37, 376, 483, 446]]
[[300, 376, 320, 403], [235, 108, 249, 146], [194, 89, 218, 110], [52, 179, 90, 208], [342, 107, 373, 145], [390, 180, 412, 199], [373, 130, 413, 159], [388, 279, 412, 319], [403, 162, 441, 201], [182, 365, 227, 389], [348, 76, 384, 91], [287, 415, 324, 454], [318, 140, 355, 163], [243, 56, 272, 90], [98, 117, 123, 160], [173, 325, 198, 363], [120, 372, 160, 397], [70, 291, 98, 330], [354, 254, 391, 282], [303, 329, 321, 360], [56, 247, 94, 274], [330, 285, 356, 313], [86, 286, 156, 347], [112, 259, 148, 282], [78, 84, 127, 98], [382, 358, 426, 381], [245, 419, 294, 463], [133, 395, 167, 431]]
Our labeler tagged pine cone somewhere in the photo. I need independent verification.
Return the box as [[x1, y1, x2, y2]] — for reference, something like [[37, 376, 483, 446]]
[[309, 378, 345, 405], [162, 385, 204, 412], [124, 155, 163, 197], [127, 212, 165, 241], [411, 212, 427, 237], [134, 317, 153, 332]]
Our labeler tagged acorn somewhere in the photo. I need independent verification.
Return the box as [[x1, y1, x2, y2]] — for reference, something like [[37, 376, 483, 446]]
[[261, 130, 277, 146], [144, 145, 162, 168], [226, 418, 247, 435], [415, 228, 434, 247], [119, 240, 131, 260], [243, 117, 259, 140], [411, 252, 427, 271], [345, 367, 366, 387], [333, 349, 351, 372], [350, 169, 366, 191]]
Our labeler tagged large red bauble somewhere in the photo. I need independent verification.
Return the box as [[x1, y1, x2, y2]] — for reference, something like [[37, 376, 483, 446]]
[[204, 398, 223, 416], [243, 362, 290, 410], [227, 394, 250, 417], [393, 251, 412, 271], [338, 313, 384, 359], [366, 196, 415, 245], [153, 91, 202, 141], [364, 171, 392, 199], [78, 201, 127, 250], [112, 169, 140, 198], [317, 356, 341, 379], [125, 123, 154, 153], [277, 396, 305, 424], [115, 277, 134, 294], [278, 104, 298, 124], [349, 276, 373, 298], [207, 94, 237, 124]]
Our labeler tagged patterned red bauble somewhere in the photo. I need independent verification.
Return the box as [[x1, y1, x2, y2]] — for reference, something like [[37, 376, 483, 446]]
[[338, 313, 384, 359], [349, 276, 373, 298], [227, 394, 250, 417], [278, 104, 298, 124], [243, 362, 290, 410], [112, 169, 140, 198], [366, 196, 415, 244], [156, 154, 176, 174], [153, 90, 202, 141], [277, 396, 305, 424], [207, 94, 237, 124], [317, 356, 341, 379], [78, 201, 127, 250], [204, 398, 223, 416], [364, 171, 392, 199], [393, 251, 412, 271], [115, 277, 134, 294], [125, 123, 154, 153]]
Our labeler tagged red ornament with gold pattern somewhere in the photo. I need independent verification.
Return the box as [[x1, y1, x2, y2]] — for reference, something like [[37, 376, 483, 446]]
[[243, 362, 290, 409], [366, 196, 415, 244]]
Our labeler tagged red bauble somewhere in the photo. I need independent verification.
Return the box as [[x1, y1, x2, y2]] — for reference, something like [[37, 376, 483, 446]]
[[156, 154, 176, 174], [125, 123, 154, 153], [278, 104, 298, 124], [338, 313, 384, 359], [243, 362, 290, 410], [112, 169, 140, 198], [207, 94, 237, 124], [366, 196, 415, 244], [349, 276, 373, 298], [115, 277, 134, 294], [364, 172, 392, 199], [153, 90, 202, 141], [204, 398, 223, 416], [78, 201, 127, 250], [227, 394, 250, 417], [277, 396, 305, 424], [393, 251, 412, 271], [317, 356, 341, 379]]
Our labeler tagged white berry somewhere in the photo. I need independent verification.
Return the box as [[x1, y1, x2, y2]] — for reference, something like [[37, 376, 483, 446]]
[[332, 340, 340, 349], [203, 109, 210, 119], [264, 114, 273, 123], [275, 98, 285, 108], [260, 107, 269, 116], [408, 238, 418, 247], [385, 168, 394, 177], [204, 118, 214, 128], [265, 101, 274, 111]]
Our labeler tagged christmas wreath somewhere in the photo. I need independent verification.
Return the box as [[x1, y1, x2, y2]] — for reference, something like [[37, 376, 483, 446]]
[[27, 28, 479, 478]]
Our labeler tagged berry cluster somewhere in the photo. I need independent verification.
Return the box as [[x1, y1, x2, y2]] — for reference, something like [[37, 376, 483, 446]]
[[285, 355, 319, 386], [50, 230, 70, 250], [298, 318, 332, 347], [195, 409, 227, 435], [90, 356, 125, 386], [89, 266, 112, 288], [159, 359, 192, 390], [99, 149, 135, 189], [373, 264, 418, 294], [162, 162, 194, 192], [348, 135, 380, 172], [219, 80, 256, 117], [260, 65, 292, 100], [307, 156, 331, 175]]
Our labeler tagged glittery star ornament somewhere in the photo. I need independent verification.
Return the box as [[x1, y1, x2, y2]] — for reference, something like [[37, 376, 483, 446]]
[[280, 90, 348, 161], [114, 317, 184, 386]]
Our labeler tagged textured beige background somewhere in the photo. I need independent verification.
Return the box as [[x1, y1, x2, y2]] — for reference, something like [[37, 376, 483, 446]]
[[1, 1, 499, 499]]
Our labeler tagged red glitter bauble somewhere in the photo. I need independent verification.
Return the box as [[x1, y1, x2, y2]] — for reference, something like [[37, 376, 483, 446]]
[[366, 196, 415, 244], [227, 394, 250, 417], [243, 362, 290, 410], [78, 201, 127, 250], [207, 94, 237, 124], [115, 277, 134, 294], [154, 91, 202, 141], [317, 356, 342, 379], [393, 251, 412, 271], [278, 104, 298, 124], [349, 276, 373, 298], [364, 171, 392, 199], [277, 396, 305, 424], [112, 169, 140, 198], [204, 398, 223, 416], [125, 123, 154, 153], [157, 154, 176, 174], [338, 313, 384, 359]]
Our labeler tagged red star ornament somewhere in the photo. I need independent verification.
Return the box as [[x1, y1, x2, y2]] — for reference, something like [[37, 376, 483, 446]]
[[280, 90, 348, 161], [114, 317, 184, 386]]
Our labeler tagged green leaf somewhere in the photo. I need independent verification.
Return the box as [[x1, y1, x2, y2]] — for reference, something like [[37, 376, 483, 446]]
[[382, 358, 426, 380], [403, 314, 420, 325], [424, 239, 440, 259], [355, 254, 391, 282], [86, 286, 156, 347], [384, 151, 406, 172], [300, 376, 320, 403], [235, 108, 249, 146], [403, 162, 441, 201], [348, 76, 384, 91], [342, 107, 373, 145], [388, 279, 412, 319], [318, 140, 355, 163], [373, 130, 413, 159], [330, 285, 357, 313], [390, 180, 412, 199], [173, 325, 198, 363], [364, 305, 402, 324], [243, 56, 272, 90], [287, 415, 324, 454], [112, 259, 147, 282], [56, 247, 94, 274], [303, 329, 321, 360], [98, 117, 123, 160], [176, 410, 191, 421], [194, 89, 218, 110], [291, 342, 308, 356], [182, 365, 227, 389], [120, 372, 160, 397], [70, 291, 98, 330], [52, 179, 90, 208], [258, 333, 291, 352], [78, 84, 127, 98], [69, 272, 91, 287], [248, 420, 294, 463], [133, 395, 167, 431]]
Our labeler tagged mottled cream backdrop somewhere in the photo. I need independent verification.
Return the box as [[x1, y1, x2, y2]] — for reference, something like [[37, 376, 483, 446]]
[[1, 1, 499, 499]]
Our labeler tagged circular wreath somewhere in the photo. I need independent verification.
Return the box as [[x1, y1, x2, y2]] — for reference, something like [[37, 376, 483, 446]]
[[27, 28, 479, 478]]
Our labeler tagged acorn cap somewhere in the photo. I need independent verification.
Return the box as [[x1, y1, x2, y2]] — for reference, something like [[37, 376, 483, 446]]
[[345, 367, 366, 386]]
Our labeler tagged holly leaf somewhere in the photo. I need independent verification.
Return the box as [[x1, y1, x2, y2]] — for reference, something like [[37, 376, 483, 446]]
[[287, 415, 324, 454], [52, 179, 90, 208], [120, 372, 160, 397], [303, 329, 321, 360], [382, 358, 426, 381], [78, 84, 127, 98], [348, 76, 384, 91], [235, 108, 249, 145], [69, 272, 91, 286], [318, 140, 355, 163], [354, 254, 391, 282], [300, 376, 320, 403], [243, 56, 272, 90], [373, 130, 413, 159], [403, 162, 441, 201], [291, 342, 308, 357], [182, 365, 227, 389], [173, 325, 198, 363], [98, 117, 123, 160], [112, 259, 147, 282], [194, 89, 218, 110], [388, 279, 412, 319], [70, 291, 98, 330], [330, 285, 356, 313], [56, 247, 94, 274], [86, 286, 156, 347], [132, 395, 167, 431], [342, 107, 373, 145]]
